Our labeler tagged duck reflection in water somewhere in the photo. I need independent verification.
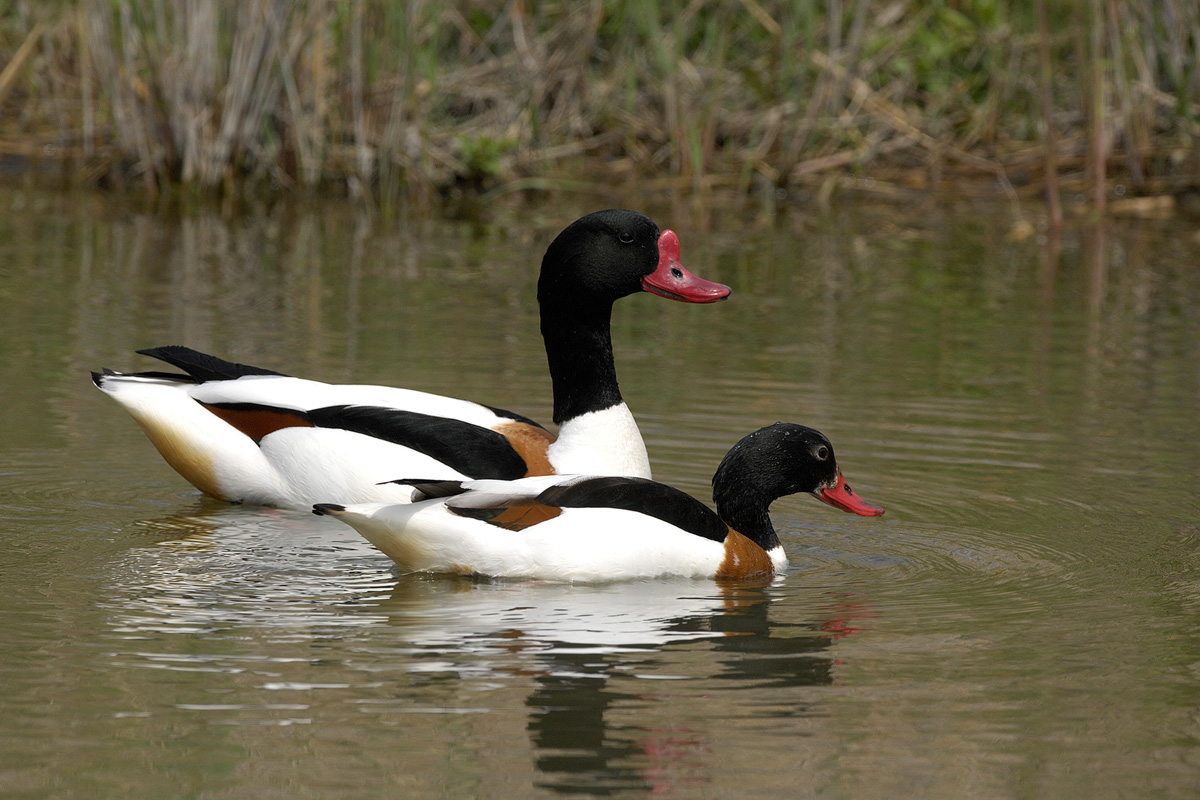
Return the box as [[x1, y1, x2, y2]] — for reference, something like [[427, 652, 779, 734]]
[[518, 580, 850, 796], [102, 506, 869, 796]]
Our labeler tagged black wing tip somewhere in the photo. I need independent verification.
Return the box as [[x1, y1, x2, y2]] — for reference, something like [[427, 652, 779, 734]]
[[90, 371, 105, 388], [312, 503, 347, 516], [379, 479, 467, 501], [414, 480, 468, 500]]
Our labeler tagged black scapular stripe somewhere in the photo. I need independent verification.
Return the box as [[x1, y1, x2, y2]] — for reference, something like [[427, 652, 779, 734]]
[[537, 476, 729, 542], [138, 345, 287, 382], [305, 405, 529, 480]]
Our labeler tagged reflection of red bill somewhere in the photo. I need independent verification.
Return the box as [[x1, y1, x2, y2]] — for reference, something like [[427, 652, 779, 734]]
[[816, 472, 884, 516], [641, 230, 732, 304]]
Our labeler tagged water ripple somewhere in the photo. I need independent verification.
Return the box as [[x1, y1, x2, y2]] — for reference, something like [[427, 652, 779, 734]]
[[102, 508, 397, 638]]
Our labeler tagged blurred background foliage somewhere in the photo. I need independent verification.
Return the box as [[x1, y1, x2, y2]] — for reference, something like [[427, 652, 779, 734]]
[[0, 0, 1196, 208]]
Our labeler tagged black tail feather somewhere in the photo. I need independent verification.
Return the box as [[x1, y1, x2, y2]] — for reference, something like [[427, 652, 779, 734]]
[[313, 503, 347, 516], [136, 345, 287, 382]]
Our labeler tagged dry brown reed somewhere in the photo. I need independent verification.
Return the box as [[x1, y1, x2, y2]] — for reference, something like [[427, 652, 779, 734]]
[[0, 0, 1196, 207]]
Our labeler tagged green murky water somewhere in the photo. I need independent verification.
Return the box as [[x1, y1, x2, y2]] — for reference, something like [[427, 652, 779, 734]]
[[1, 190, 1198, 798]]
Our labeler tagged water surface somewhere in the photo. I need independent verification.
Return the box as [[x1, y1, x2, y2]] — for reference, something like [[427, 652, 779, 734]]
[[1, 191, 1198, 798]]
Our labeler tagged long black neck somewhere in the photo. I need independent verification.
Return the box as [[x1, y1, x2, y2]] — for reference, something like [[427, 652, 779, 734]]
[[714, 486, 781, 551], [541, 302, 623, 425]]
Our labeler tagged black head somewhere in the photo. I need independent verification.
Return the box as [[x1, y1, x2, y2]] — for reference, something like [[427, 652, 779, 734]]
[[712, 423, 884, 525], [537, 210, 729, 311]]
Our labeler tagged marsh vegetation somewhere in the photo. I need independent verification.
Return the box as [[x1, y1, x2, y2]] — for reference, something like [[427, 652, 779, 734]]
[[1, 1, 1197, 214]]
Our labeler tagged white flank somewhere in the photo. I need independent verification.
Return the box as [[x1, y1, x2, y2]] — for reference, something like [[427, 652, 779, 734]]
[[326, 501, 728, 582], [547, 403, 652, 479], [97, 374, 481, 508], [95, 375, 279, 502], [100, 374, 657, 508]]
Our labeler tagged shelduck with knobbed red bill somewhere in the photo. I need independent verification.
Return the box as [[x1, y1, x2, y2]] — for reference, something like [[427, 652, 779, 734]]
[[313, 422, 885, 582], [92, 210, 730, 509]]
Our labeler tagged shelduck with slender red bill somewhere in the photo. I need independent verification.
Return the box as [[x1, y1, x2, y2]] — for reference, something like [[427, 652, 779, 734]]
[[92, 210, 730, 509], [314, 423, 885, 582]]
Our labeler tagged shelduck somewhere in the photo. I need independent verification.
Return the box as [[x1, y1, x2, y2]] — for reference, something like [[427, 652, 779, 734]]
[[92, 210, 730, 509], [313, 422, 885, 582]]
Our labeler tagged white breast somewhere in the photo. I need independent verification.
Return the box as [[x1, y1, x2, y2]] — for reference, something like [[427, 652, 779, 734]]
[[547, 403, 652, 479]]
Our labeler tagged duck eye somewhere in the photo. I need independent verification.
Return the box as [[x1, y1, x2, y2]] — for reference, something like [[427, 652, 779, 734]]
[[815, 446, 829, 461], [618, 232, 634, 244]]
